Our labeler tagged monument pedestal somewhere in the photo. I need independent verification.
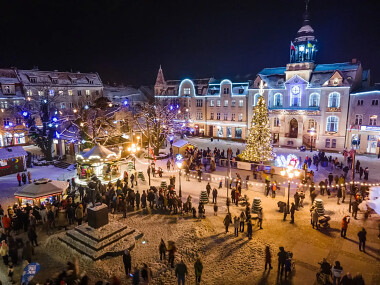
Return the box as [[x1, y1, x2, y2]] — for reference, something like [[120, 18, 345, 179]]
[[88, 204, 109, 229]]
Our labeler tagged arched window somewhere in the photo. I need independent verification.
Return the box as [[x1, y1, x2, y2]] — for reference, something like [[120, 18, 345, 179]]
[[328, 92, 340, 108], [326, 116, 339, 132], [309, 93, 320, 107], [273, 93, 283, 107], [253, 93, 260, 106], [308, 119, 316, 130]]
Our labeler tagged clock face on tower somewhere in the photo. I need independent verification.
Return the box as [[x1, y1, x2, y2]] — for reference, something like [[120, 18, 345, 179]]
[[291, 85, 300, 95]]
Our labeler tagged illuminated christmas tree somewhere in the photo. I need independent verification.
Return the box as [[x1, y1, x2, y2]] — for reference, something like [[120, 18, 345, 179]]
[[241, 81, 274, 162]]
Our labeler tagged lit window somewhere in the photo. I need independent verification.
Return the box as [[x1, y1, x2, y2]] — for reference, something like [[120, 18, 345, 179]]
[[209, 100, 214, 107], [210, 113, 214, 120], [68, 90, 73, 96], [49, 89, 54, 96], [326, 116, 339, 132], [184, 88, 191, 95], [231, 114, 235, 121], [224, 113, 228, 120], [274, 118, 280, 127], [231, 100, 236, 107], [355, 114, 363, 125], [38, 91, 44, 96], [69, 102, 73, 108], [235, 128, 242, 139], [59, 90, 64, 96], [196, 99, 203, 107], [216, 100, 221, 107], [253, 93, 260, 106], [238, 113, 243, 122], [273, 93, 282, 107], [3, 85, 11, 94], [216, 112, 220, 120], [60, 102, 66, 109], [86, 90, 90, 96], [27, 90, 33, 96], [239, 100, 244, 107], [223, 87, 229, 94], [308, 119, 316, 130], [369, 115, 377, 126], [309, 93, 320, 107], [224, 100, 228, 107], [328, 92, 340, 108]]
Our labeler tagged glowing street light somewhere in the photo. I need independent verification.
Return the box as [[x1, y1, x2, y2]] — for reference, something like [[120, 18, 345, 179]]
[[127, 143, 140, 169], [280, 166, 300, 213], [309, 127, 316, 152]]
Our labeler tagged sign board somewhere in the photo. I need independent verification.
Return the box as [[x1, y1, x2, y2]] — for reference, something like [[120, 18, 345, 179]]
[[237, 161, 252, 170]]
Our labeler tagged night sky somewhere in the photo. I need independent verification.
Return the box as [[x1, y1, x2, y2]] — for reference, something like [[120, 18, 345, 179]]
[[1, 0, 379, 86]]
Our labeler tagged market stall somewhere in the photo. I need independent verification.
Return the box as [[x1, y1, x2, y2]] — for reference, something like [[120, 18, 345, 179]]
[[0, 146, 27, 176], [14, 178, 69, 206], [172, 140, 194, 156]]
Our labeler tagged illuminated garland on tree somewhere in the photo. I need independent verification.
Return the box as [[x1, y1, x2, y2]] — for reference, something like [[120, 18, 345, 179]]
[[241, 86, 274, 162]]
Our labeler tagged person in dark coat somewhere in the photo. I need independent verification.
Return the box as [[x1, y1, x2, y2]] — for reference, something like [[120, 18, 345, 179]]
[[17, 173, 22, 186], [159, 239, 167, 260], [135, 191, 141, 209], [247, 220, 253, 239], [175, 259, 188, 285], [265, 245, 273, 270], [132, 267, 140, 285], [212, 188, 218, 204], [141, 190, 147, 208], [27, 227, 38, 247], [122, 249, 132, 277], [351, 200, 359, 219], [359, 167, 364, 180], [358, 228, 367, 252], [168, 241, 177, 268], [206, 183, 211, 197], [194, 257, 203, 284], [277, 247, 287, 278], [21, 173, 27, 185], [290, 203, 296, 224]]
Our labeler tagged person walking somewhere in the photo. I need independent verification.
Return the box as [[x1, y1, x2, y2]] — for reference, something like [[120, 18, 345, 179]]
[[312, 209, 319, 229], [239, 211, 245, 232], [328, 173, 333, 186], [234, 216, 240, 237], [194, 257, 203, 284], [337, 187, 342, 205], [332, 261, 343, 285], [264, 245, 273, 270], [257, 208, 263, 229], [277, 247, 287, 278], [213, 204, 218, 216], [168, 241, 177, 268], [290, 203, 295, 224], [159, 239, 167, 260], [17, 172, 22, 186], [359, 167, 364, 180], [357, 228, 366, 252], [247, 219, 253, 240], [223, 213, 231, 233], [212, 188, 218, 204], [175, 259, 188, 285], [122, 249, 132, 277], [351, 200, 359, 219], [341, 215, 350, 238]]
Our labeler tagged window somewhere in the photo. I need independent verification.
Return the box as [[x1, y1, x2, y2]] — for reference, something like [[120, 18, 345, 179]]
[[371, 99, 379, 106], [49, 89, 54, 96], [328, 92, 340, 108], [88, 79, 94, 84], [355, 114, 363, 125], [290, 91, 301, 107], [27, 90, 32, 96], [239, 100, 244, 107], [77, 90, 82, 96], [3, 85, 11, 94], [196, 99, 203, 107], [273, 93, 283, 107], [68, 90, 73, 96], [369, 115, 377, 126], [224, 100, 228, 107], [30, 77, 37, 83], [235, 128, 242, 139], [231, 114, 235, 121], [357, 99, 363, 106], [231, 100, 236, 107], [216, 112, 220, 120], [95, 90, 99, 96], [69, 102, 74, 108], [14, 133, 25, 144], [210, 100, 214, 107], [274, 117, 280, 127], [0, 101, 8, 109], [325, 139, 330, 148], [13, 100, 20, 106], [52, 78, 58, 84], [238, 113, 243, 122], [224, 113, 228, 120], [60, 102, 66, 109], [71, 78, 77, 84], [184, 88, 191, 95], [308, 119, 316, 130], [58, 90, 64, 96], [86, 90, 90, 96], [326, 116, 339, 132], [196, 112, 203, 120], [253, 93, 260, 106], [223, 87, 229, 94], [239, 88, 244, 94], [309, 93, 320, 107], [331, 139, 337, 148], [3, 118, 10, 126], [16, 117, 22, 125], [87, 101, 91, 106], [216, 100, 221, 107], [38, 91, 44, 96], [210, 113, 214, 120]]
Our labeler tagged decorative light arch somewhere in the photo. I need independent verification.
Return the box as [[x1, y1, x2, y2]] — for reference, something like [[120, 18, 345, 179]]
[[253, 93, 261, 106], [178, 79, 196, 97]]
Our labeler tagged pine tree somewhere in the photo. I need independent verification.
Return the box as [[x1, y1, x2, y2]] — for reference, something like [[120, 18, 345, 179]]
[[241, 95, 274, 162]]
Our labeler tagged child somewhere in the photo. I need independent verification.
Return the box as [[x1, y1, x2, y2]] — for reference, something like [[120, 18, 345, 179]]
[[213, 204, 218, 216]]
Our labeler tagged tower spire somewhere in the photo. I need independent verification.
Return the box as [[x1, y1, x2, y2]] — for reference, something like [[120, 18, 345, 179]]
[[155, 65, 166, 86], [303, 0, 310, 25]]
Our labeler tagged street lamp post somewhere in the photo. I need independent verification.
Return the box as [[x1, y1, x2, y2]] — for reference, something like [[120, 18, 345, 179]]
[[309, 127, 315, 152], [176, 161, 183, 198], [127, 143, 140, 170], [280, 166, 300, 213]]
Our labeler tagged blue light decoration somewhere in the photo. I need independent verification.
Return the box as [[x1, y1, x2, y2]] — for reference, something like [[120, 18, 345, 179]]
[[43, 99, 47, 104], [176, 104, 179, 109], [48, 123, 53, 127], [22, 111, 29, 117], [123, 100, 129, 106], [176, 154, 183, 161], [84, 105, 89, 110], [52, 117, 58, 122], [70, 139, 75, 143], [81, 139, 86, 144], [54, 111, 58, 115], [5, 125, 9, 129], [55, 131, 60, 138], [169, 105, 173, 110], [9, 122, 13, 127]]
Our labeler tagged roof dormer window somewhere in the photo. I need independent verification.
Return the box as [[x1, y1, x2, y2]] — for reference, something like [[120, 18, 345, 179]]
[[333, 78, 339, 85], [29, 77, 37, 83], [69, 76, 77, 84], [86, 77, 94, 84]]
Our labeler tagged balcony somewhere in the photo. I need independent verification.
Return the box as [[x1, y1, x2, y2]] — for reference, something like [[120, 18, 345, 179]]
[[269, 106, 319, 111], [326, 107, 341, 112]]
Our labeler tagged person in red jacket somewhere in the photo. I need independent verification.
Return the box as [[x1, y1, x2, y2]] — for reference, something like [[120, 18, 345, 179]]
[[341, 215, 350, 238], [17, 173, 21, 186], [2, 215, 11, 235]]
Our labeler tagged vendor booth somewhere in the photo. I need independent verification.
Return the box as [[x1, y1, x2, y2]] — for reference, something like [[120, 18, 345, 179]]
[[14, 178, 69, 206], [172, 140, 194, 156], [76, 144, 121, 185], [0, 146, 27, 176]]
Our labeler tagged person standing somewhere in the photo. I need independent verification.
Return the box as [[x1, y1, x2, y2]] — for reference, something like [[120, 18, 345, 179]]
[[328, 173, 333, 186], [28, 227, 38, 247], [27, 171, 32, 184], [17, 173, 22, 186], [239, 211, 245, 232], [0, 240, 9, 265], [206, 183, 211, 198], [22, 172, 27, 185], [332, 261, 343, 285], [234, 216, 240, 237], [194, 257, 203, 284], [364, 167, 369, 181], [351, 200, 359, 219], [122, 249, 132, 277], [277, 247, 287, 278], [22, 241, 34, 263], [168, 242, 177, 268], [357, 228, 367, 252], [257, 208, 263, 229], [75, 204, 83, 225], [341, 215, 350, 238], [264, 246, 273, 270], [212, 188, 218, 204], [159, 239, 167, 260], [290, 203, 295, 224], [312, 209, 319, 229], [175, 259, 188, 285], [247, 219, 253, 240], [337, 187, 342, 205], [223, 214, 231, 233], [132, 267, 140, 285]]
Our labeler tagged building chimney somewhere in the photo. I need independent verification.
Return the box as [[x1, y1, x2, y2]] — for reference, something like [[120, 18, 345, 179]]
[[352, 58, 357, 64]]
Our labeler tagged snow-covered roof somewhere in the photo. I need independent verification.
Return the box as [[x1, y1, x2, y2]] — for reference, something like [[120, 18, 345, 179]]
[[172, 140, 190, 148], [0, 146, 27, 160], [14, 178, 68, 199], [81, 144, 117, 159]]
